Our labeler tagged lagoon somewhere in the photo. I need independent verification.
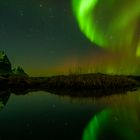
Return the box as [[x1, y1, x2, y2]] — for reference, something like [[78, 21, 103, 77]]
[[0, 89, 140, 140]]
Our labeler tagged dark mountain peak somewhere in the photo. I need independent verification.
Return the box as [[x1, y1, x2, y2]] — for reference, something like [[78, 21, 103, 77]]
[[0, 51, 12, 76]]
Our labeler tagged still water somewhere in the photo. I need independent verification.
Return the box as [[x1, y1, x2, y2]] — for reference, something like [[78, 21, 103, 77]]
[[0, 90, 140, 140]]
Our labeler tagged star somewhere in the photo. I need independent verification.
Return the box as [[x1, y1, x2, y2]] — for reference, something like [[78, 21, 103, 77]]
[[19, 10, 24, 16], [39, 4, 43, 8], [48, 8, 54, 18]]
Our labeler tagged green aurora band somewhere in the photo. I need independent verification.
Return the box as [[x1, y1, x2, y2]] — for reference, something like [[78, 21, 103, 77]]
[[72, 0, 140, 56]]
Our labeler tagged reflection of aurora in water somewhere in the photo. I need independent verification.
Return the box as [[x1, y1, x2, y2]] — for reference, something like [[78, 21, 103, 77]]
[[83, 109, 140, 140], [82, 90, 140, 140]]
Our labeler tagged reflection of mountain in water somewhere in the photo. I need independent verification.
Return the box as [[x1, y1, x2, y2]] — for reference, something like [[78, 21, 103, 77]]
[[0, 91, 10, 111]]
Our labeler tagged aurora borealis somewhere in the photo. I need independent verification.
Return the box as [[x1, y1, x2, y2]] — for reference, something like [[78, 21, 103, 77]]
[[0, 0, 140, 76], [72, 0, 140, 52], [72, 0, 140, 75], [1, 1, 140, 139]]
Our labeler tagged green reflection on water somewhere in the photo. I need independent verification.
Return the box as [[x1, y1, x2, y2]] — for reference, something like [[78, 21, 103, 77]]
[[83, 90, 140, 140], [83, 109, 111, 140]]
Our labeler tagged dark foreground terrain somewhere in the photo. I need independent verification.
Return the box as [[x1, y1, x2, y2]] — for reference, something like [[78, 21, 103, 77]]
[[0, 73, 140, 97]]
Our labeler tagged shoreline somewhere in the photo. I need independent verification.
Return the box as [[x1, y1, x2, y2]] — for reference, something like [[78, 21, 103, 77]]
[[0, 73, 139, 97]]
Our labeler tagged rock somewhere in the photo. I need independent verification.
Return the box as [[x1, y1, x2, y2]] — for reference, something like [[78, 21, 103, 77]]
[[0, 51, 12, 76], [12, 66, 28, 76]]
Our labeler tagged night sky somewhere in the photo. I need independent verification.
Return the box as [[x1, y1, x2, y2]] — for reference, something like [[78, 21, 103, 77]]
[[0, 0, 140, 76], [0, 0, 98, 76]]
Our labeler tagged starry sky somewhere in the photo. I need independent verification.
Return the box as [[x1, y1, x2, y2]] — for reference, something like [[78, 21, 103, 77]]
[[0, 0, 140, 76], [0, 0, 100, 76]]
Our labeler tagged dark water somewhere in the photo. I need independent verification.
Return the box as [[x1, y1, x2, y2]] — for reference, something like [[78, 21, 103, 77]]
[[0, 90, 140, 140]]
